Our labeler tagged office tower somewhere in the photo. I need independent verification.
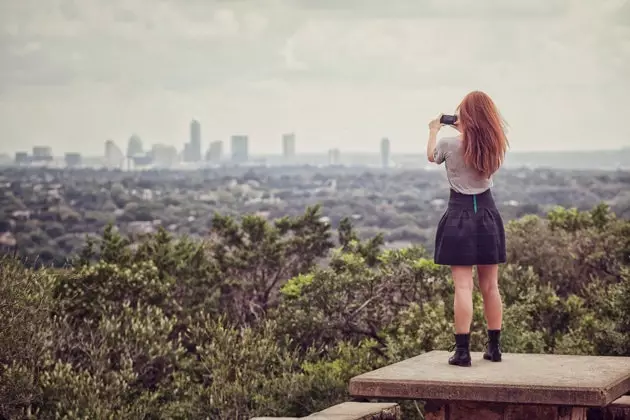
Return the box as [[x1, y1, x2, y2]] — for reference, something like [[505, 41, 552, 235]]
[[132, 154, 153, 167], [282, 133, 296, 160], [15, 152, 29, 165], [380, 137, 391, 169], [127, 134, 143, 157], [182, 143, 192, 162], [64, 153, 82, 167], [328, 148, 340, 165], [206, 141, 223, 163], [190, 119, 202, 162], [105, 140, 124, 169], [32, 146, 53, 162], [126, 134, 144, 170], [150, 144, 178, 168], [231, 135, 249, 163]]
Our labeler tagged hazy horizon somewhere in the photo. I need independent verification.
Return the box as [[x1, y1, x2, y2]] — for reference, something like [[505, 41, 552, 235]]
[[1, 0, 629, 156]]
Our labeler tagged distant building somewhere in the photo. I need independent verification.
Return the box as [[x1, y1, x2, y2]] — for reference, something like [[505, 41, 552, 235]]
[[206, 141, 223, 163], [231, 135, 249, 163], [328, 148, 341, 165], [127, 134, 143, 158], [104, 140, 124, 169], [150, 144, 178, 168], [32, 146, 53, 162], [190, 119, 202, 162], [126, 134, 144, 170], [182, 143, 191, 162], [15, 152, 30, 165], [182, 119, 202, 163], [64, 153, 82, 167], [132, 154, 154, 167], [380, 137, 391, 169], [282, 133, 296, 160]]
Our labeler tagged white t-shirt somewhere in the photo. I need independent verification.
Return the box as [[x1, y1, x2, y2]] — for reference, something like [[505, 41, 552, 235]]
[[433, 136, 494, 195]]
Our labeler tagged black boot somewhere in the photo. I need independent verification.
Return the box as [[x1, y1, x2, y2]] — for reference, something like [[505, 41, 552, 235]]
[[483, 329, 502, 362], [448, 333, 471, 367]]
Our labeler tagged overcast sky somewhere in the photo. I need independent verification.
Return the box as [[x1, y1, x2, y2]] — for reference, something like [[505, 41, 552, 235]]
[[0, 0, 629, 156]]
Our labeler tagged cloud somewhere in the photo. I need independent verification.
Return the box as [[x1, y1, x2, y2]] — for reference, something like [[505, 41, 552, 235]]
[[9, 41, 41, 56], [280, 38, 308, 71], [290, 0, 570, 19], [0, 0, 628, 154], [2, 0, 627, 91], [277, 0, 630, 91], [0, 1, 280, 91]]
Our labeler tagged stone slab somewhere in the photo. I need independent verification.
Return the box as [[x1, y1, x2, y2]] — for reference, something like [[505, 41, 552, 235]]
[[610, 395, 630, 408], [348, 351, 630, 406], [306, 402, 400, 419], [605, 395, 630, 419], [426, 401, 589, 420], [250, 402, 400, 420]]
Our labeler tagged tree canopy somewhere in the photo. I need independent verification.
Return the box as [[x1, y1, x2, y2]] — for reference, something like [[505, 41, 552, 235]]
[[1, 204, 629, 419]]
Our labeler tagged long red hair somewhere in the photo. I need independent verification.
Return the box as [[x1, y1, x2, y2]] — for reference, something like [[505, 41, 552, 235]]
[[457, 91, 509, 178]]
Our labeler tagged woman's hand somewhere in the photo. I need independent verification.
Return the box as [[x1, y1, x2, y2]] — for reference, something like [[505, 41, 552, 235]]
[[428, 114, 444, 132]]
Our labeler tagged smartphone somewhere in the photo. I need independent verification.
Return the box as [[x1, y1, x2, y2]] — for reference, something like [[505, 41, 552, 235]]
[[440, 114, 458, 125]]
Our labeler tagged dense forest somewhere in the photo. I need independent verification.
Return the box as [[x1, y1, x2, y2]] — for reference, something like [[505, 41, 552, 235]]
[[1, 167, 629, 266], [1, 201, 629, 419]]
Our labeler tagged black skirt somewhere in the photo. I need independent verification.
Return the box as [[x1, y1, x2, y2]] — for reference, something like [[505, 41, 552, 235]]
[[434, 188, 506, 266]]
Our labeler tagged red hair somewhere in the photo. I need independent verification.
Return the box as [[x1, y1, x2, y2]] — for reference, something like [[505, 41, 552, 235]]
[[457, 91, 509, 178]]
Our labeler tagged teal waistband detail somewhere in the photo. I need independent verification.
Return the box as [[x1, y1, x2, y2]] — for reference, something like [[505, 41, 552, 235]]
[[473, 195, 478, 213]]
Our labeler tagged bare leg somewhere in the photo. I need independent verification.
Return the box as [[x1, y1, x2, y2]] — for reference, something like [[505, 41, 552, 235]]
[[477, 264, 502, 330], [451, 266, 474, 334]]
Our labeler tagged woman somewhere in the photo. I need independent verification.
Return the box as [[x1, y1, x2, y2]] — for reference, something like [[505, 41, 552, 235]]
[[426, 90, 509, 367]]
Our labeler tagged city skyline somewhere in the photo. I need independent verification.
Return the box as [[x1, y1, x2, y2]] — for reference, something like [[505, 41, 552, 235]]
[[0, 1, 629, 155], [10, 121, 630, 162], [7, 134, 630, 172]]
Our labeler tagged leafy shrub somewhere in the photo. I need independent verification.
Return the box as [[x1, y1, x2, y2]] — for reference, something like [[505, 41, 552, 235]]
[[0, 204, 628, 419]]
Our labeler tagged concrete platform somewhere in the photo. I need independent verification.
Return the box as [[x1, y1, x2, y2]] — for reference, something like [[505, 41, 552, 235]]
[[250, 402, 400, 420], [349, 351, 630, 406], [306, 402, 400, 419], [605, 395, 630, 419], [611, 395, 630, 408]]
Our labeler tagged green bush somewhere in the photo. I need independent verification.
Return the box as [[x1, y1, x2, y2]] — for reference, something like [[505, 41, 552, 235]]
[[0, 205, 628, 419], [0, 258, 54, 419]]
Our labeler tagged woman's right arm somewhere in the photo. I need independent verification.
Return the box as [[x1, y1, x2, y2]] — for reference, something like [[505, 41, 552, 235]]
[[427, 128, 440, 163], [427, 114, 444, 163]]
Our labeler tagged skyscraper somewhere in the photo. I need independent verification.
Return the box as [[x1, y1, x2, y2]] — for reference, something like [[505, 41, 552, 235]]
[[150, 144, 178, 168], [328, 148, 340, 165], [231, 135, 249, 163], [65, 153, 82, 167], [380, 137, 391, 169], [206, 141, 223, 163], [105, 140, 124, 169], [282, 133, 296, 160], [126, 134, 143, 158], [15, 152, 29, 165], [32, 146, 53, 162], [190, 119, 201, 162]]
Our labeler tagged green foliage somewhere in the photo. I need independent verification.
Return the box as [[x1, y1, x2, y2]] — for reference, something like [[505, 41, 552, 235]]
[[54, 260, 176, 323], [338, 217, 384, 266], [1, 204, 629, 419], [0, 258, 54, 419], [506, 204, 627, 295], [208, 205, 334, 324]]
